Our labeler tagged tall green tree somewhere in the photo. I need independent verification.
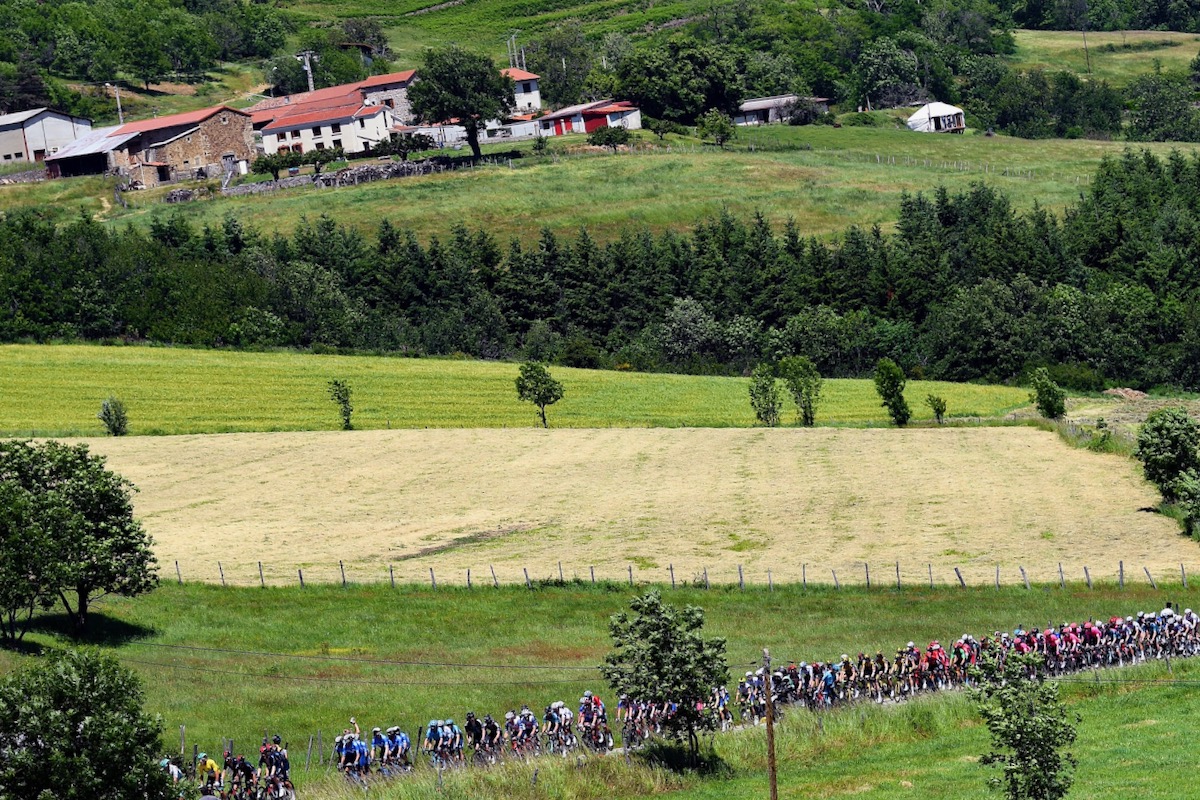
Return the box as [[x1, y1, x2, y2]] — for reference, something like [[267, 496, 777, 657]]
[[526, 22, 594, 107], [970, 652, 1078, 800], [1134, 406, 1200, 501], [696, 108, 735, 148], [874, 357, 911, 426], [0, 648, 173, 800], [1029, 367, 1066, 419], [409, 45, 514, 159], [515, 361, 564, 428], [0, 440, 157, 633], [601, 590, 727, 759], [778, 355, 822, 426], [0, 482, 61, 642], [616, 38, 739, 123]]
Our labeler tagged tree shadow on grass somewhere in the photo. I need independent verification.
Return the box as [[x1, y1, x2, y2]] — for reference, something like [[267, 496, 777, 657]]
[[0, 638, 50, 655], [27, 612, 157, 646], [641, 739, 732, 777]]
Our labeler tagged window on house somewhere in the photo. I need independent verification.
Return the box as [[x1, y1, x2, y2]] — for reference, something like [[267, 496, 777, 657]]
[[314, 142, 325, 150], [523, 82, 532, 93], [312, 127, 321, 137], [359, 119, 366, 128], [331, 139, 341, 149], [2, 154, 9, 161], [12, 153, 22, 160], [220, 115, 228, 125], [331, 123, 341, 134]]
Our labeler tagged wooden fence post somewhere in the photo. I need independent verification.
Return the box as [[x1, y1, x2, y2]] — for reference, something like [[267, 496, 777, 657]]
[[317, 730, 322, 765], [430, 567, 436, 589], [176, 560, 182, 585], [1144, 566, 1157, 590], [259, 561, 265, 588], [590, 566, 595, 585], [524, 568, 532, 589], [738, 564, 744, 590], [768, 569, 773, 592], [995, 565, 1000, 589], [628, 565, 634, 586], [1183, 564, 1189, 589], [491, 565, 499, 588], [298, 568, 304, 588], [928, 563, 934, 589], [954, 567, 966, 588], [1119, 561, 1124, 589], [389, 564, 395, 589], [305, 735, 313, 771], [180, 725, 185, 755], [832, 569, 840, 590], [1084, 566, 1092, 590], [1058, 563, 1065, 589], [669, 564, 675, 589], [1020, 566, 1030, 591], [896, 562, 901, 590], [339, 560, 346, 588], [802, 563, 807, 589], [467, 569, 472, 589], [558, 562, 564, 583], [865, 563, 871, 589], [218, 562, 226, 586], [704, 568, 709, 590]]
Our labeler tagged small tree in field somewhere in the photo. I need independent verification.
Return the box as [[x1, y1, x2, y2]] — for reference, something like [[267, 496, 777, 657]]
[[926, 394, 947, 424], [380, 132, 437, 161], [97, 396, 128, 436], [970, 652, 1078, 800], [588, 124, 631, 152], [748, 363, 781, 427], [778, 355, 822, 426], [0, 649, 172, 800], [327, 379, 353, 430], [696, 108, 735, 148], [1134, 406, 1200, 501], [0, 440, 157, 633], [304, 147, 344, 175], [602, 591, 727, 761], [874, 358, 911, 426], [515, 362, 564, 428], [1029, 367, 1067, 419]]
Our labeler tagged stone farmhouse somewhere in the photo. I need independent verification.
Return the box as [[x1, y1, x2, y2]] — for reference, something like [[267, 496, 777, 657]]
[[0, 108, 92, 164], [46, 105, 255, 187]]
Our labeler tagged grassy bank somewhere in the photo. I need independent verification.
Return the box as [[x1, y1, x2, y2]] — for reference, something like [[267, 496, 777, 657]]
[[0, 581, 1193, 776], [0, 344, 1029, 435]]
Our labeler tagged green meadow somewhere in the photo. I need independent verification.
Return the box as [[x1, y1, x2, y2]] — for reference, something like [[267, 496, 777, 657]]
[[0, 344, 1030, 435], [1, 582, 1195, 798]]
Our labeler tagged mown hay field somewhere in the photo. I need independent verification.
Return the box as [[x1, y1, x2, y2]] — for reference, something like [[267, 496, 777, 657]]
[[0, 344, 1029, 435], [84, 426, 1191, 587]]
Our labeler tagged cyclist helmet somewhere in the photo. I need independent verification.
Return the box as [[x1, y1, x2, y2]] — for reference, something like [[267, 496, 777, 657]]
[[584, 690, 593, 698], [335, 735, 343, 744], [505, 711, 515, 721], [428, 720, 437, 728], [273, 735, 281, 745], [224, 750, 231, 758], [198, 753, 207, 761], [160, 758, 170, 768], [906, 641, 915, 648], [466, 711, 475, 719], [446, 719, 455, 726], [484, 714, 494, 723], [373, 727, 381, 734]]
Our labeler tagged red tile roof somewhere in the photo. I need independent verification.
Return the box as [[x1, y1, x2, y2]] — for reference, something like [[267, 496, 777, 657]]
[[502, 68, 539, 81], [262, 102, 387, 133], [359, 70, 417, 89], [110, 105, 247, 137]]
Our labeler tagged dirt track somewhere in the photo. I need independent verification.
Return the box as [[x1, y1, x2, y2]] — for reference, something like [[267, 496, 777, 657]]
[[84, 427, 1192, 587]]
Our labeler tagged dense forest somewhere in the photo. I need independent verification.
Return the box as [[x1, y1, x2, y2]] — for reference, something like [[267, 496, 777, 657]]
[[3, 149, 1199, 390]]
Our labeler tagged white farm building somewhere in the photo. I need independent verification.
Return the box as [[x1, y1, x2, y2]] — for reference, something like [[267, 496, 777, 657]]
[[906, 102, 966, 134]]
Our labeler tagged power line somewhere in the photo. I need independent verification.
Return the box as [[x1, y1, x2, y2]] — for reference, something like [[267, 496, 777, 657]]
[[120, 658, 594, 687], [125, 641, 600, 671]]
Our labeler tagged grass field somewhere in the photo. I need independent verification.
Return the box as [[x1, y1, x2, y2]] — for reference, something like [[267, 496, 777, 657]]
[[1011, 29, 1200, 86], [83, 424, 1188, 587], [1, 583, 1196, 799], [0, 344, 1030, 436], [7, 125, 1196, 243]]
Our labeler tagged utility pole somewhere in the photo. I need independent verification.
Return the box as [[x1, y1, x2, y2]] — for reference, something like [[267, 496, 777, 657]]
[[296, 50, 318, 93], [763, 648, 778, 800], [105, 83, 124, 124]]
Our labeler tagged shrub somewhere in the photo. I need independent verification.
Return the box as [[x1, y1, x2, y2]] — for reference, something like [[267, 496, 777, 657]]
[[748, 363, 781, 427], [588, 125, 631, 152], [1029, 367, 1067, 419], [778, 355, 822, 426], [97, 396, 128, 436], [926, 394, 947, 424], [515, 362, 564, 428], [327, 379, 353, 430], [874, 358, 911, 426]]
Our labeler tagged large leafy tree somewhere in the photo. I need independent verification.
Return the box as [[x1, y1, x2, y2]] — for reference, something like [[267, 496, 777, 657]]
[[874, 357, 912, 426], [1135, 406, 1200, 501], [778, 355, 822, 426], [616, 38, 739, 124], [515, 361, 564, 428], [0, 482, 62, 642], [602, 591, 727, 759], [409, 45, 514, 159], [0, 440, 157, 633], [969, 652, 1078, 800], [0, 648, 172, 800]]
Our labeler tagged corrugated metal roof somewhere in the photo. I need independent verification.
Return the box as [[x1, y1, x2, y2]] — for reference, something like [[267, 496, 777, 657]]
[[45, 126, 136, 160], [0, 107, 48, 126]]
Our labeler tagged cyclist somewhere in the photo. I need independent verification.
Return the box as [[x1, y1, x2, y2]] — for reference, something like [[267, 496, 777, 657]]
[[556, 701, 574, 742], [160, 758, 184, 784], [482, 713, 502, 753], [371, 727, 386, 762], [424, 720, 443, 762], [229, 755, 257, 796], [196, 752, 221, 792], [464, 712, 483, 749], [543, 704, 561, 749], [445, 718, 464, 762]]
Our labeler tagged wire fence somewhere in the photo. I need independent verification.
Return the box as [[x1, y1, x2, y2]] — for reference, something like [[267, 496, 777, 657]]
[[168, 558, 1193, 592]]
